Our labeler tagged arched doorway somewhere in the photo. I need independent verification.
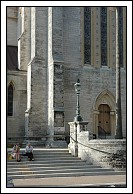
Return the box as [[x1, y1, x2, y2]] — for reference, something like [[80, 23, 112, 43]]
[[93, 90, 116, 139], [98, 104, 111, 137]]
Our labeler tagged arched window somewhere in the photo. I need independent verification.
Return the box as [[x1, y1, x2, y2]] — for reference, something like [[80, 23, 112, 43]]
[[84, 7, 91, 65], [101, 7, 107, 66], [8, 84, 14, 116]]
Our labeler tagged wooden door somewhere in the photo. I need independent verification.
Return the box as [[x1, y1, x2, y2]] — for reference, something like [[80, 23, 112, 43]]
[[98, 104, 111, 135]]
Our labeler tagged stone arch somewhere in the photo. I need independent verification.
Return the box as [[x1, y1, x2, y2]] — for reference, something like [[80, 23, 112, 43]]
[[93, 89, 116, 138], [7, 80, 16, 90]]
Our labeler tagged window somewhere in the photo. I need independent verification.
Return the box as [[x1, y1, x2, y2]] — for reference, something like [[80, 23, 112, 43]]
[[8, 84, 13, 116], [101, 7, 107, 66], [84, 7, 91, 64]]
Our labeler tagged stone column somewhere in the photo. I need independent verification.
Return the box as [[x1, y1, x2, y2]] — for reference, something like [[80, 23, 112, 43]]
[[47, 7, 54, 145], [18, 7, 31, 70], [123, 7, 126, 69], [47, 7, 67, 147], [110, 111, 116, 138], [24, 7, 48, 144], [115, 7, 123, 139], [93, 110, 99, 136]]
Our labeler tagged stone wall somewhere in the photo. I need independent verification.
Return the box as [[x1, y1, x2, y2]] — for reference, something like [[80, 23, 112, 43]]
[[78, 138, 126, 170], [63, 7, 126, 138], [7, 71, 27, 142], [7, 7, 18, 46], [64, 67, 126, 137], [68, 123, 126, 170]]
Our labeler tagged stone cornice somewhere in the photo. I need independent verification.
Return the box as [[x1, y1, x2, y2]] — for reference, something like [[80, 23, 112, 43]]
[[7, 70, 27, 76]]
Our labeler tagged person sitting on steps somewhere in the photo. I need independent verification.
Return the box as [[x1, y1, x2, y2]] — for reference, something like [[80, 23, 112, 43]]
[[12, 143, 21, 162], [25, 143, 34, 161]]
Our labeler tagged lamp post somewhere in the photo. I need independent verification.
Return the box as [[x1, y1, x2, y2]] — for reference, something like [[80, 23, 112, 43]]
[[74, 79, 83, 122], [73, 78, 82, 157]]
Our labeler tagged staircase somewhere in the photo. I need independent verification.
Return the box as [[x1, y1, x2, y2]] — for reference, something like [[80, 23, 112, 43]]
[[7, 148, 126, 180]]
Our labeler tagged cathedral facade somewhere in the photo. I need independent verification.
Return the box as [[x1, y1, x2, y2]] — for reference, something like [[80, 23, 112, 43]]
[[7, 7, 126, 145]]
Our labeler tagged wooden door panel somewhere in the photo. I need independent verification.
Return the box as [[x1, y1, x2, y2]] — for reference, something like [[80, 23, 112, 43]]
[[98, 104, 111, 135]]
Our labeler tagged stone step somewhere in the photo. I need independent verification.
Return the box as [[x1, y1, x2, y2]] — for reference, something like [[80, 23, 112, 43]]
[[7, 170, 126, 179], [23, 152, 71, 156], [7, 161, 94, 169], [7, 167, 114, 175], [8, 156, 82, 162], [7, 148, 69, 153], [20, 154, 77, 158], [8, 149, 73, 157], [7, 164, 102, 171], [7, 148, 126, 181], [7, 158, 85, 165]]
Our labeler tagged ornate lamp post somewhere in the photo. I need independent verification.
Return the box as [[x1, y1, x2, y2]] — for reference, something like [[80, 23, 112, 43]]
[[74, 79, 83, 122], [73, 79, 83, 157]]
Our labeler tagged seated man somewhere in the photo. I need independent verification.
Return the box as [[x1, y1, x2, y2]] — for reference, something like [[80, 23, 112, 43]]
[[25, 143, 34, 161]]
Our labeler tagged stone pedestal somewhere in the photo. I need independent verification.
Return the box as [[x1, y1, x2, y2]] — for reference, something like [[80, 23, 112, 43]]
[[68, 121, 89, 156]]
